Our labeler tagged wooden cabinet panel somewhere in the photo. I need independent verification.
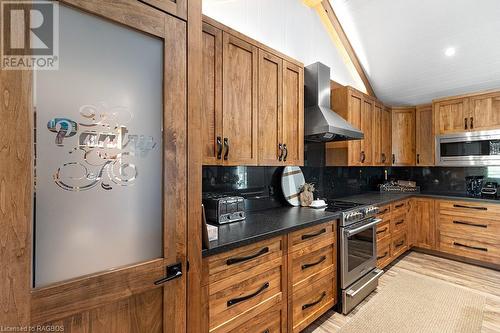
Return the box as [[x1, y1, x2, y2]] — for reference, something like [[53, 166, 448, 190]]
[[258, 50, 283, 165], [288, 222, 336, 253], [415, 104, 434, 166], [391, 200, 410, 216], [230, 304, 283, 333], [390, 213, 407, 234], [373, 103, 383, 165], [434, 98, 469, 134], [392, 108, 415, 165], [381, 106, 392, 166], [439, 215, 499, 244], [376, 219, 391, 242], [202, 23, 223, 165], [469, 92, 500, 131], [222, 32, 258, 165], [437, 200, 500, 220], [347, 90, 363, 166], [140, 0, 187, 20], [360, 98, 374, 165], [439, 233, 500, 265], [391, 230, 408, 259], [412, 198, 436, 250], [376, 237, 391, 269], [282, 61, 304, 166]]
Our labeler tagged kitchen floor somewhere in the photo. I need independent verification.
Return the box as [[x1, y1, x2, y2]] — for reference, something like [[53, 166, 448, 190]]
[[304, 251, 500, 333]]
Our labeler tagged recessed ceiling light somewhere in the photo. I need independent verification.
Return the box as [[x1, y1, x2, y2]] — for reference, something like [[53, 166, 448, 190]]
[[445, 47, 456, 57]]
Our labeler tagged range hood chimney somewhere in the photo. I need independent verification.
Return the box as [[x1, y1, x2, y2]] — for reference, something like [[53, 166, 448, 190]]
[[304, 62, 364, 142]]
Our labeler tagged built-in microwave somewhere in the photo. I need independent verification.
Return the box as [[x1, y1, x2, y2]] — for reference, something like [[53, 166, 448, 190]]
[[436, 130, 500, 166]]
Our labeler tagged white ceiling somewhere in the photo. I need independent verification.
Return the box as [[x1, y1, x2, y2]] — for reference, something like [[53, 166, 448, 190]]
[[330, 0, 500, 106]]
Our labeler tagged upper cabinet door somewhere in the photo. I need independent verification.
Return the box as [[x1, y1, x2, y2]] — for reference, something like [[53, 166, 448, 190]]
[[202, 23, 223, 165], [347, 90, 363, 166], [258, 50, 283, 165], [360, 98, 374, 165], [469, 92, 500, 131], [373, 103, 383, 165], [415, 104, 434, 166], [435, 98, 470, 134], [381, 106, 392, 166], [141, 0, 187, 20], [222, 33, 258, 165], [282, 61, 304, 166], [392, 108, 416, 166]]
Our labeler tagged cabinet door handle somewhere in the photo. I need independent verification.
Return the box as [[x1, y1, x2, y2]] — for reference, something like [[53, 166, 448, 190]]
[[392, 154, 395, 164], [376, 227, 388, 234], [278, 143, 283, 161], [379, 208, 389, 215], [223, 138, 229, 160], [283, 144, 288, 162], [464, 117, 468, 130], [360, 151, 366, 163], [216, 136, 223, 159], [453, 204, 487, 211], [226, 247, 269, 266], [394, 240, 404, 248], [452, 220, 487, 228], [301, 228, 326, 240], [453, 242, 487, 252], [302, 291, 327, 310], [381, 153, 386, 163], [263, 330, 270, 333], [377, 251, 388, 260], [227, 282, 269, 307], [301, 256, 327, 270], [395, 219, 404, 226], [395, 203, 404, 208], [470, 117, 474, 129], [416, 154, 420, 164]]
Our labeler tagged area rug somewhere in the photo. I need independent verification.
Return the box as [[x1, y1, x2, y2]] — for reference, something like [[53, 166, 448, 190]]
[[339, 271, 486, 333]]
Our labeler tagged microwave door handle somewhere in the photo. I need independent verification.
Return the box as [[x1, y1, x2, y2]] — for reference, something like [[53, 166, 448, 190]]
[[345, 218, 382, 237]]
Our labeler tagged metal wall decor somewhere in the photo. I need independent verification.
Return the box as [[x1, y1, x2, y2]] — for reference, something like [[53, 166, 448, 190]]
[[48, 103, 157, 191]]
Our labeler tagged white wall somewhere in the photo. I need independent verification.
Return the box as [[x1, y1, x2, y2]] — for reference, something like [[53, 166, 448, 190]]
[[202, 0, 361, 90]]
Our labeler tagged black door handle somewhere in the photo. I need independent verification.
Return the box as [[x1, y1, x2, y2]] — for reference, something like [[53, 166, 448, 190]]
[[301, 256, 327, 270], [301, 228, 326, 240], [278, 143, 283, 161], [452, 220, 487, 228], [154, 262, 182, 285], [453, 242, 487, 252], [376, 227, 387, 234], [453, 204, 487, 211], [381, 153, 386, 163], [377, 251, 388, 260], [470, 117, 474, 129], [227, 282, 269, 307], [226, 247, 269, 265], [360, 151, 366, 163], [302, 291, 326, 310], [394, 240, 405, 248], [283, 144, 288, 162], [417, 154, 420, 164], [464, 117, 468, 130], [216, 136, 222, 159], [392, 154, 395, 164], [223, 138, 229, 160]]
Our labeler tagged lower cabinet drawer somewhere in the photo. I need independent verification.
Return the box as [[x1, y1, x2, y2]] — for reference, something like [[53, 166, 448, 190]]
[[376, 219, 391, 241], [439, 232, 500, 265], [391, 200, 409, 216], [229, 304, 283, 333], [291, 271, 335, 333], [391, 230, 408, 259], [209, 264, 283, 332], [376, 237, 391, 269], [290, 243, 335, 293], [439, 214, 499, 242], [390, 213, 407, 234]]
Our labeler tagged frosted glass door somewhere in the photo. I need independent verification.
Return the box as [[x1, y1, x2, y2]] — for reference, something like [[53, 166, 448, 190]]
[[34, 5, 163, 287]]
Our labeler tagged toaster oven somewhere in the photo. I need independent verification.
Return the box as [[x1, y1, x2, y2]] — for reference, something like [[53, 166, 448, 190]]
[[202, 195, 245, 224]]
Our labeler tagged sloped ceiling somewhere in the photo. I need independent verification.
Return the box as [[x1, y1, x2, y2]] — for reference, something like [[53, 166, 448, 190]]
[[330, 0, 500, 106]]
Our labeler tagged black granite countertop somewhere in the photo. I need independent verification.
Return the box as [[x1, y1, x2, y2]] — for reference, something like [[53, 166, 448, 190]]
[[203, 207, 339, 257], [203, 192, 500, 257]]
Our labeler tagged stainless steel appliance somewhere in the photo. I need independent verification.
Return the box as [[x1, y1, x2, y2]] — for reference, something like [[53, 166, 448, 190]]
[[202, 194, 245, 224], [436, 129, 500, 166], [481, 181, 498, 198], [326, 200, 384, 314], [304, 62, 364, 142]]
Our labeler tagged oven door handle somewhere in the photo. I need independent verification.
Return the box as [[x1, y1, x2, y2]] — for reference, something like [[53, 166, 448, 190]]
[[344, 218, 382, 237], [346, 268, 384, 297]]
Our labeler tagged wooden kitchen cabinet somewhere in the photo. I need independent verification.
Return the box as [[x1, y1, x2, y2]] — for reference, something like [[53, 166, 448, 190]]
[[373, 103, 383, 165], [415, 104, 434, 166], [201, 17, 304, 166], [411, 198, 436, 250], [391, 107, 416, 166], [434, 97, 470, 134], [469, 91, 500, 131], [381, 106, 392, 166]]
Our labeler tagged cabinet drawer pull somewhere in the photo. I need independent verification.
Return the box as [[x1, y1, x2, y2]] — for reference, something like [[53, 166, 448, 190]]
[[395, 220, 404, 226], [227, 282, 269, 307], [216, 136, 223, 159], [453, 204, 487, 210], [452, 242, 487, 252], [379, 208, 389, 215], [226, 247, 269, 265], [377, 251, 388, 260], [394, 240, 405, 248], [376, 227, 388, 234], [453, 220, 487, 228], [301, 255, 327, 270], [263, 330, 270, 333], [395, 203, 405, 208], [302, 291, 326, 310], [301, 228, 326, 240]]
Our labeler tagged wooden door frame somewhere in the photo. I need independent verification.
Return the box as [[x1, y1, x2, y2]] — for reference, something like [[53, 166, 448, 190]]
[[0, 0, 203, 331]]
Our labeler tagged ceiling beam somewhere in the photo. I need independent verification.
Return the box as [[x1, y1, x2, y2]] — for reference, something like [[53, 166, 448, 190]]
[[304, 0, 376, 98]]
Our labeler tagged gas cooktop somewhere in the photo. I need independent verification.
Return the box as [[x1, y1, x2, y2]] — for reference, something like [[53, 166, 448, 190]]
[[324, 200, 363, 213]]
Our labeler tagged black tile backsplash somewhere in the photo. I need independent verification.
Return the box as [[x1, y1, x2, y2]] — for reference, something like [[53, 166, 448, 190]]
[[203, 165, 500, 208]]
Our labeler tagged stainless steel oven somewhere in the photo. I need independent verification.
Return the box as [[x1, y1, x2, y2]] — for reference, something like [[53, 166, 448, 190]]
[[436, 129, 500, 166]]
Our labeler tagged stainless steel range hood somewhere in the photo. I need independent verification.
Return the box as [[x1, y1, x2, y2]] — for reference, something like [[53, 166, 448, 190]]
[[304, 62, 363, 142]]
